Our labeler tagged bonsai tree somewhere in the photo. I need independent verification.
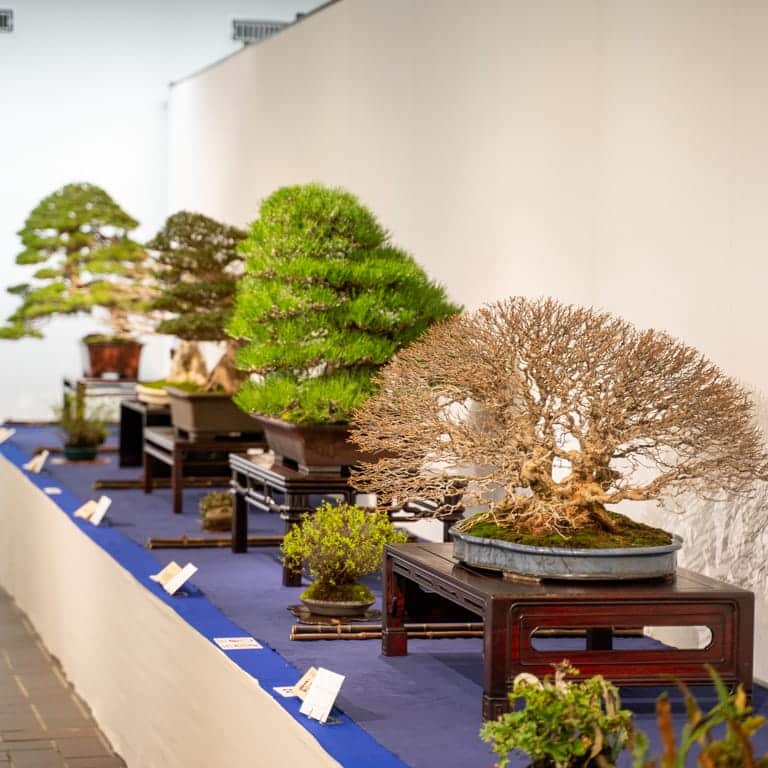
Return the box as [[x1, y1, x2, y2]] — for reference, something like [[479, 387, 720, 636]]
[[481, 661, 633, 768], [146, 211, 246, 390], [281, 501, 407, 604], [351, 297, 768, 544], [0, 182, 149, 340], [228, 183, 460, 424]]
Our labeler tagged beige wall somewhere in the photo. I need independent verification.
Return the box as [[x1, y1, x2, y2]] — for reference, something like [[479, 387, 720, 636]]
[[168, 0, 768, 392]]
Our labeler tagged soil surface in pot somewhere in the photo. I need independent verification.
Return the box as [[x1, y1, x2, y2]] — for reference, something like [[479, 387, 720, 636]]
[[465, 510, 672, 549]]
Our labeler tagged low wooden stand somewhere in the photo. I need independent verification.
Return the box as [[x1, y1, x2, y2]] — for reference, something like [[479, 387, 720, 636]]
[[143, 427, 264, 515], [382, 543, 755, 720], [119, 400, 172, 467], [229, 453, 356, 586]]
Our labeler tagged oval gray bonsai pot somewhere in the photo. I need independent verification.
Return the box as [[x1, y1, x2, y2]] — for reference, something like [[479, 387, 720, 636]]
[[450, 527, 683, 580], [301, 596, 375, 617]]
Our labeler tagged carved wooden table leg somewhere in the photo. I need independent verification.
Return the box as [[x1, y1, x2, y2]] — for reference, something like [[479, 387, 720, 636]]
[[143, 445, 153, 494], [172, 443, 183, 514], [231, 486, 248, 553], [382, 551, 407, 656], [482, 598, 509, 720]]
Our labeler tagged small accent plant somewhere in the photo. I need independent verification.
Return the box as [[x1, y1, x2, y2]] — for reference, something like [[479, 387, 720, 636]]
[[228, 183, 459, 424], [632, 666, 768, 768], [480, 662, 633, 768], [281, 501, 408, 603], [56, 395, 108, 451], [199, 491, 233, 532]]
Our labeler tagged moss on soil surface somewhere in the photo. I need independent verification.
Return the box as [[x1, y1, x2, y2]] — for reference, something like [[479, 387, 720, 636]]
[[301, 581, 374, 602], [466, 511, 673, 549]]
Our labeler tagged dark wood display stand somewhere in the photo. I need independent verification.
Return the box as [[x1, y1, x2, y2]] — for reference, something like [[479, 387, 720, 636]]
[[229, 453, 356, 586], [382, 543, 755, 720], [143, 427, 264, 515], [119, 400, 172, 467]]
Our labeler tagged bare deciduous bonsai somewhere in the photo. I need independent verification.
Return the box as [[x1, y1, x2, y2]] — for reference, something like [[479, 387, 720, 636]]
[[0, 182, 150, 340], [146, 211, 247, 391], [351, 297, 768, 546]]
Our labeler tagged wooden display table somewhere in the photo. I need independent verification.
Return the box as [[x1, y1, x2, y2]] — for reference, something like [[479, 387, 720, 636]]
[[229, 453, 356, 586], [382, 543, 755, 719], [143, 427, 264, 515], [119, 400, 172, 467]]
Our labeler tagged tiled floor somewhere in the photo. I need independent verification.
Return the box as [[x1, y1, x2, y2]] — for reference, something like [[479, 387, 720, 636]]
[[0, 589, 125, 768]]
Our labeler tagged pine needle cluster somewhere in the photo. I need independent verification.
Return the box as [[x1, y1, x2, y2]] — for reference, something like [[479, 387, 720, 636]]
[[229, 183, 459, 424], [147, 211, 246, 341]]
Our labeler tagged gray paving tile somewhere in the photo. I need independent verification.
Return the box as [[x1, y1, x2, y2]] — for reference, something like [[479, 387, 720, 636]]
[[63, 758, 125, 768]]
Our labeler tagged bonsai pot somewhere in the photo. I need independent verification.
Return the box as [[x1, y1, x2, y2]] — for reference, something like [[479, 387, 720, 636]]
[[63, 444, 99, 461], [251, 414, 366, 472], [450, 528, 683, 581], [82, 338, 142, 379], [167, 387, 262, 439], [136, 383, 170, 408], [301, 596, 375, 618]]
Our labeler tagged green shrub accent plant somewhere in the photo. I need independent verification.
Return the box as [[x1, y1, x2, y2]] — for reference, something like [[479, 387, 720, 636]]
[[147, 211, 247, 391], [632, 666, 768, 768], [281, 501, 408, 602], [229, 183, 460, 424], [55, 394, 109, 449], [480, 662, 633, 768], [1, 183, 149, 339]]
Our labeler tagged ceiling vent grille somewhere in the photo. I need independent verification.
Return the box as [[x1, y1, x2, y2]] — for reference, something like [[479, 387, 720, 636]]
[[0, 9, 13, 32], [232, 19, 287, 45]]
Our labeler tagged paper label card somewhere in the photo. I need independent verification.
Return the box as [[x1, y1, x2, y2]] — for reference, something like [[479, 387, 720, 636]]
[[74, 500, 98, 519], [150, 561, 198, 595], [274, 667, 317, 700], [299, 667, 345, 723], [214, 637, 262, 651], [44, 487, 62, 495], [89, 495, 112, 526], [0, 427, 16, 444], [23, 450, 49, 474]]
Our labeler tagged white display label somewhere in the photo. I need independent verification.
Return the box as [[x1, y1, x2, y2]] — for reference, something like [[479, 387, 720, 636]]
[[0, 427, 16, 444], [214, 637, 262, 651], [299, 667, 345, 723], [150, 561, 198, 595], [89, 495, 112, 526]]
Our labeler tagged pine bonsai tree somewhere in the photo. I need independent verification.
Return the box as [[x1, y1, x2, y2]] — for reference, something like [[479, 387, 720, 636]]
[[228, 183, 460, 424], [147, 211, 246, 391], [0, 182, 149, 339]]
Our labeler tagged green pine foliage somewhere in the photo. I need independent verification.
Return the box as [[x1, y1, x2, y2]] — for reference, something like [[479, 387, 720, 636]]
[[229, 183, 460, 423], [147, 211, 246, 341], [0, 183, 148, 339]]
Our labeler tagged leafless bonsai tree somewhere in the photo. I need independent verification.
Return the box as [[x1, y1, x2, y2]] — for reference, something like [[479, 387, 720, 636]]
[[350, 297, 768, 539]]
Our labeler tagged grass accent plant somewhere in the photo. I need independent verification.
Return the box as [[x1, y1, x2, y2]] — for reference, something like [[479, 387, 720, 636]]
[[229, 183, 459, 424]]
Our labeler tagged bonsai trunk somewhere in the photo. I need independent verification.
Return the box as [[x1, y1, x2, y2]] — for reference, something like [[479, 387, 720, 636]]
[[169, 340, 208, 385], [204, 340, 246, 395]]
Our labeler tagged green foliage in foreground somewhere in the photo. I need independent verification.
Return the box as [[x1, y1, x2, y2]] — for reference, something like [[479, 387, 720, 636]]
[[229, 183, 459, 423], [281, 502, 407, 599], [481, 662, 632, 768]]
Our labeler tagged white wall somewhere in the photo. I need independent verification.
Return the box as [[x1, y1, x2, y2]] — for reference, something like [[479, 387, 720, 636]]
[[167, 0, 768, 680], [0, 0, 322, 420]]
